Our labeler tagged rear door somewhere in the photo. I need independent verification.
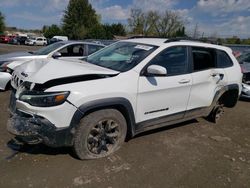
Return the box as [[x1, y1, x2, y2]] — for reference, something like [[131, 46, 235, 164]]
[[186, 46, 227, 115]]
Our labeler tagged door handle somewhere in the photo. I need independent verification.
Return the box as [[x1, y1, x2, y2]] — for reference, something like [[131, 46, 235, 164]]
[[179, 79, 190, 84], [211, 73, 224, 80]]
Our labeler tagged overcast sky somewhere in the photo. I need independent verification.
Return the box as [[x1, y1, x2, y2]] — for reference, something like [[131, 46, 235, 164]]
[[1, 0, 250, 38]]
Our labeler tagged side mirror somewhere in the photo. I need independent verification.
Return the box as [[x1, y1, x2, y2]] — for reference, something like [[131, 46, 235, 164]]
[[146, 65, 167, 76], [52, 52, 62, 59]]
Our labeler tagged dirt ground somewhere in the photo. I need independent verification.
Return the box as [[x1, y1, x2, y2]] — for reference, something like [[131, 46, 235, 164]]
[[0, 43, 250, 188]]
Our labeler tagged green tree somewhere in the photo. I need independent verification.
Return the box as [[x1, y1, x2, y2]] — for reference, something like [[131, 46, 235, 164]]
[[226, 36, 241, 44], [0, 11, 5, 34], [174, 26, 186, 37], [43, 24, 62, 39], [62, 0, 99, 39], [102, 23, 126, 39], [109, 23, 126, 36], [86, 24, 107, 39]]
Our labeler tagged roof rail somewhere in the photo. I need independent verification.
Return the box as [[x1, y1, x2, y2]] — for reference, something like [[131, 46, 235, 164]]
[[165, 37, 220, 44], [128, 36, 167, 39], [128, 36, 220, 44]]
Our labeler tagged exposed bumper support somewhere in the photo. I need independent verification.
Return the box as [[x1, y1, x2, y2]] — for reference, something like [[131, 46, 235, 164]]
[[7, 112, 74, 147]]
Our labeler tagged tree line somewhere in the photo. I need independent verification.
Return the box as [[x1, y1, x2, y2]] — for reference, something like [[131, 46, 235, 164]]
[[0, 0, 250, 44], [42, 1, 186, 40]]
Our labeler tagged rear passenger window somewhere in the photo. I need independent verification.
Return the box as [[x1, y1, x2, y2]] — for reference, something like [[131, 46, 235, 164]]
[[192, 47, 216, 71], [149, 46, 188, 76], [217, 50, 233, 68]]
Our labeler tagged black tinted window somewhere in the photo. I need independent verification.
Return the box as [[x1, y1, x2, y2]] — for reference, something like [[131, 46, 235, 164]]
[[88, 45, 104, 55], [217, 50, 233, 68], [59, 44, 84, 57], [149, 46, 188, 76], [192, 47, 216, 71]]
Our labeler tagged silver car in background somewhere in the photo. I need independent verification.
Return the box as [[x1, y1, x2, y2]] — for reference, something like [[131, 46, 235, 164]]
[[0, 41, 105, 90], [237, 51, 250, 99]]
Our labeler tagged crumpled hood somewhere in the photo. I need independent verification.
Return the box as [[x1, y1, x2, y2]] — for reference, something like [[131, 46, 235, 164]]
[[16, 58, 119, 84], [0, 51, 33, 62], [7, 59, 33, 70]]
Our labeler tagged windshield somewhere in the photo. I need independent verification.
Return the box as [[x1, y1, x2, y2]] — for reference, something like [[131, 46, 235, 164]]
[[87, 42, 157, 72], [32, 42, 65, 55]]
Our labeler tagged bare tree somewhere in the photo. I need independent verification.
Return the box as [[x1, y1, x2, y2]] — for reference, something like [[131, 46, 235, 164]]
[[192, 23, 200, 39], [128, 9, 144, 35], [128, 9, 184, 37], [153, 10, 183, 37]]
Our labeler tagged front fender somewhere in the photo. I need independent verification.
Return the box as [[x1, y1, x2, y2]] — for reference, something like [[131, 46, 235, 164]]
[[69, 97, 136, 138]]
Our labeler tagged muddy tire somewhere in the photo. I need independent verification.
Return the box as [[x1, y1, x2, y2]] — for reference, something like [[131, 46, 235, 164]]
[[207, 103, 224, 123], [73, 109, 127, 160]]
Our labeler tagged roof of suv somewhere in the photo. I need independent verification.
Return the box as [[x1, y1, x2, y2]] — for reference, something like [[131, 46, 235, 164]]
[[60, 40, 106, 47], [124, 38, 232, 52], [124, 38, 167, 46]]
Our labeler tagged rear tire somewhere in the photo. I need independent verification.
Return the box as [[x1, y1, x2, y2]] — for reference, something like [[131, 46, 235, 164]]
[[207, 103, 224, 123], [73, 109, 127, 160]]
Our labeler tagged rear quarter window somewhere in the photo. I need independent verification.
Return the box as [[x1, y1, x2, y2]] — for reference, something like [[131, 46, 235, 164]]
[[217, 50, 233, 68]]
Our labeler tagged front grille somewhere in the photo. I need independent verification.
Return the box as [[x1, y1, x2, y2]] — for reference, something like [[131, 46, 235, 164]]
[[11, 73, 24, 88]]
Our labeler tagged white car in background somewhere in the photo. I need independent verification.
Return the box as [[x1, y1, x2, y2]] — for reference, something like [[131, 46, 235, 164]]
[[26, 37, 47, 46], [0, 41, 105, 90]]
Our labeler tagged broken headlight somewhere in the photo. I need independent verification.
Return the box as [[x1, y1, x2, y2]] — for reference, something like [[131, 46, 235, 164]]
[[19, 91, 70, 107]]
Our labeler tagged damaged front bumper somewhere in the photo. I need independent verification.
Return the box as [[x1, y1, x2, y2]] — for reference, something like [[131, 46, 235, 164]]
[[7, 111, 74, 147]]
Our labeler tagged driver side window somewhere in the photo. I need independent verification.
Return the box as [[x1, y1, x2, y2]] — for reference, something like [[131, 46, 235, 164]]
[[149, 46, 188, 76]]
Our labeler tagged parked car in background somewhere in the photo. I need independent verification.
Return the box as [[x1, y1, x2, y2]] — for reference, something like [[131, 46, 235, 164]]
[[0, 35, 11, 43], [48, 36, 68, 45], [0, 41, 105, 90], [237, 51, 250, 98], [9, 36, 28, 45], [25, 37, 47, 46]]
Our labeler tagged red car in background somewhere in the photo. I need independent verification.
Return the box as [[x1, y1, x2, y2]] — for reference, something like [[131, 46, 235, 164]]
[[0, 35, 15, 43]]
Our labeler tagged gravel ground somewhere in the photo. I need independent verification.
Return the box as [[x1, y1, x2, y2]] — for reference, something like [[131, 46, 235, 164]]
[[0, 43, 250, 188]]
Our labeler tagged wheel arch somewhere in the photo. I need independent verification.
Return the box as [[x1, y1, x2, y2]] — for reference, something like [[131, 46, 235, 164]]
[[214, 84, 240, 108], [69, 97, 136, 140]]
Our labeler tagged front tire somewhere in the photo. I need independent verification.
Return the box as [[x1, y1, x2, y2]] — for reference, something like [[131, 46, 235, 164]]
[[73, 109, 127, 160]]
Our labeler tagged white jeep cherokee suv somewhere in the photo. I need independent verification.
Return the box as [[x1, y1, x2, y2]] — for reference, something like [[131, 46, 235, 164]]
[[8, 38, 242, 159]]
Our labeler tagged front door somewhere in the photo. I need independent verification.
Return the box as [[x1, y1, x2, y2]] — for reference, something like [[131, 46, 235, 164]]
[[136, 46, 192, 124]]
